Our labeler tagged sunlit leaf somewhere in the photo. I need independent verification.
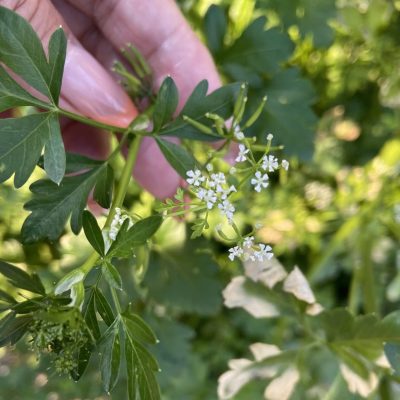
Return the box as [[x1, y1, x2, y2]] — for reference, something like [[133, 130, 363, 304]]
[[54, 269, 84, 295], [264, 367, 300, 400], [283, 266, 316, 304]]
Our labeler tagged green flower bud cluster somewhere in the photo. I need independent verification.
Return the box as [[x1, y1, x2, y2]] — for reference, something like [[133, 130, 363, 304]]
[[29, 308, 90, 375]]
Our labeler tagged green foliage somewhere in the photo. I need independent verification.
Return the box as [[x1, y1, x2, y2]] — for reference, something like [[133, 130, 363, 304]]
[[159, 81, 241, 140], [0, 6, 65, 103], [102, 261, 123, 290], [21, 159, 110, 243], [145, 235, 222, 315], [0, 64, 48, 112], [0, 6, 67, 185], [204, 4, 317, 159], [264, 0, 337, 47], [107, 215, 163, 258], [153, 77, 179, 132], [0, 113, 65, 187], [0, 260, 45, 295], [47, 28, 67, 104], [96, 311, 161, 400], [99, 318, 120, 393], [155, 138, 198, 178], [82, 211, 105, 257], [1, 2, 400, 400]]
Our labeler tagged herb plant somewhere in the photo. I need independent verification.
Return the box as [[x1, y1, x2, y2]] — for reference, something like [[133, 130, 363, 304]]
[[1, 3, 400, 400]]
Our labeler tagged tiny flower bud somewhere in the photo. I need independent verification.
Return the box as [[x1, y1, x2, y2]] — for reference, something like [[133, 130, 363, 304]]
[[233, 83, 248, 122], [183, 115, 215, 135], [282, 160, 289, 170], [243, 95, 267, 129]]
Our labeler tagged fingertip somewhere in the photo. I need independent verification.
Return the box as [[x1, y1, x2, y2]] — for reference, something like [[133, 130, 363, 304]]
[[62, 43, 138, 128], [133, 137, 181, 199]]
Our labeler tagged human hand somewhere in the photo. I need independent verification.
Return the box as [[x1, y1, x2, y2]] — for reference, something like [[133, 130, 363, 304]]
[[1, 0, 221, 197]]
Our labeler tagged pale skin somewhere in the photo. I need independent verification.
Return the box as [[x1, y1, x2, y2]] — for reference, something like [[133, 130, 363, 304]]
[[0, 0, 221, 198]]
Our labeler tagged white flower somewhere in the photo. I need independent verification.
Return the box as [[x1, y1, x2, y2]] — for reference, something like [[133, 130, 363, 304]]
[[228, 245, 244, 261], [267, 133, 273, 141], [218, 199, 235, 222], [220, 185, 237, 200], [255, 222, 263, 230], [197, 188, 217, 209], [186, 169, 205, 186], [229, 167, 237, 175], [235, 144, 250, 163], [209, 172, 226, 192], [234, 125, 245, 141], [282, 159, 289, 171], [251, 171, 269, 192], [206, 163, 213, 172], [243, 236, 254, 248], [227, 240, 274, 264], [253, 243, 273, 262], [261, 155, 279, 172]]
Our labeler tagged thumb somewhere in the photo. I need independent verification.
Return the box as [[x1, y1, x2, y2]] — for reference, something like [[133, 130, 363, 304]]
[[1, 0, 137, 127]]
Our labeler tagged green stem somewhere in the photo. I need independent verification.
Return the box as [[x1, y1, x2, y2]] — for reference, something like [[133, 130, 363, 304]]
[[201, 140, 231, 169], [348, 264, 362, 313], [80, 135, 143, 276], [80, 252, 100, 275], [165, 205, 206, 217], [106, 135, 143, 228], [57, 107, 128, 133], [237, 168, 255, 189], [251, 144, 284, 152], [111, 286, 122, 313], [360, 230, 378, 315]]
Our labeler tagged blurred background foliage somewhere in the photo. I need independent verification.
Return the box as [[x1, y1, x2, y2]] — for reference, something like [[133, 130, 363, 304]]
[[1, 0, 400, 399]]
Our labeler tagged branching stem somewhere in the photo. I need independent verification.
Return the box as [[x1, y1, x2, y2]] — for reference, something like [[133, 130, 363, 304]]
[[80, 135, 143, 276]]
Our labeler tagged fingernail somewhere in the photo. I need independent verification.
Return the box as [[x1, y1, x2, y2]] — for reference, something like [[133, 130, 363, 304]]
[[133, 137, 181, 199], [62, 43, 137, 128]]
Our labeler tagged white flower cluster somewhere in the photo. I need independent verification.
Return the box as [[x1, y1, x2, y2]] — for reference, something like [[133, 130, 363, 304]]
[[228, 236, 273, 262], [186, 169, 237, 223], [232, 134, 289, 193]]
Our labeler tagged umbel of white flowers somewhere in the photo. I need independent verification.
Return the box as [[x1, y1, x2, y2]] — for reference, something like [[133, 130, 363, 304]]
[[186, 133, 290, 264]]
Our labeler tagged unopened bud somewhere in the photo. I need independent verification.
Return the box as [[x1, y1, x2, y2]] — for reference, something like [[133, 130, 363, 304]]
[[243, 95, 267, 129]]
